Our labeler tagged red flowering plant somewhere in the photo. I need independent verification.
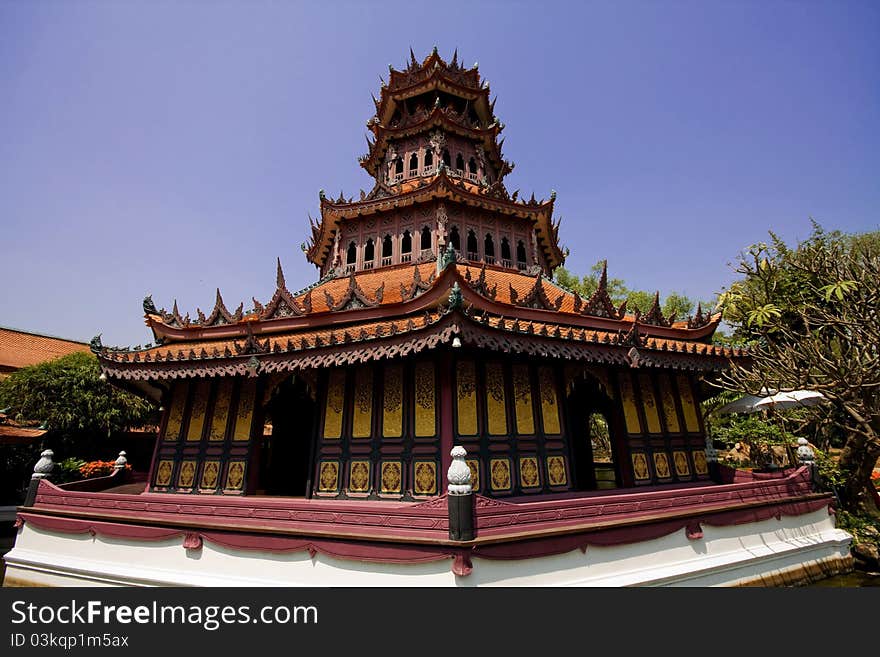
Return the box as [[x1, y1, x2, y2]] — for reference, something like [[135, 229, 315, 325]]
[[871, 469, 880, 490], [78, 460, 131, 479]]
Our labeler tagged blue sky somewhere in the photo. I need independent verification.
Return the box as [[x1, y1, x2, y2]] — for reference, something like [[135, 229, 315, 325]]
[[1, 0, 877, 345]]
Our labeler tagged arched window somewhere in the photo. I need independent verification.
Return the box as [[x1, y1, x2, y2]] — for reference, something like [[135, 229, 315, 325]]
[[382, 234, 393, 259], [424, 150, 434, 169], [450, 226, 461, 251], [455, 153, 464, 173], [363, 238, 375, 269], [394, 158, 403, 180], [409, 152, 419, 175], [420, 226, 432, 252], [442, 149, 451, 167], [466, 230, 478, 260], [516, 240, 527, 270], [468, 157, 477, 174], [346, 241, 357, 272], [401, 230, 413, 262], [484, 234, 495, 263], [500, 237, 511, 266]]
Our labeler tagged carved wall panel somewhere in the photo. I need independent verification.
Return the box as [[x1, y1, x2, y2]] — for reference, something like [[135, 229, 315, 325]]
[[485, 362, 508, 435], [382, 364, 403, 438]]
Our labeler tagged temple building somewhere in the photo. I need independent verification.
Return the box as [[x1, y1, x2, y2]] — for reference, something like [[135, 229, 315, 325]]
[[4, 50, 852, 587]]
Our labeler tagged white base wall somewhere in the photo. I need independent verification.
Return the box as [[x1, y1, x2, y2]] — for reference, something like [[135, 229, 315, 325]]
[[2, 509, 852, 587]]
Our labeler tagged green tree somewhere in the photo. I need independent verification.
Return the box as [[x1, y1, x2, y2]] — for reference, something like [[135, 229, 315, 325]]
[[717, 224, 880, 515], [0, 352, 156, 456]]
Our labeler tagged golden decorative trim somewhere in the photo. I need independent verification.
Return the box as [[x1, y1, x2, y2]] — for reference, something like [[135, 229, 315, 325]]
[[512, 364, 535, 435], [693, 449, 709, 475], [352, 367, 373, 438], [413, 461, 437, 495], [538, 366, 561, 435], [382, 365, 403, 438], [632, 452, 650, 480], [199, 461, 220, 490], [155, 459, 173, 487], [546, 455, 567, 486], [414, 361, 436, 437], [323, 369, 345, 440], [380, 461, 402, 494], [233, 379, 256, 442], [456, 360, 478, 436], [519, 456, 540, 488], [466, 458, 480, 493], [348, 460, 371, 493], [225, 460, 246, 491], [318, 461, 340, 493], [677, 374, 701, 433], [186, 380, 210, 442], [618, 372, 642, 435], [163, 381, 187, 442], [659, 374, 681, 434], [485, 363, 508, 435], [209, 379, 233, 441], [489, 458, 511, 491], [177, 460, 196, 489], [673, 450, 690, 477], [639, 373, 662, 434], [653, 451, 671, 479]]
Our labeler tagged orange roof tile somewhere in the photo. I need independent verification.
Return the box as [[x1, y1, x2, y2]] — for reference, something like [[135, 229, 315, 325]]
[[0, 327, 90, 372]]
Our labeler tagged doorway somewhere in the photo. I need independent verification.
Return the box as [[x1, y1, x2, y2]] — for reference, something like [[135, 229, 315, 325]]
[[566, 376, 620, 491]]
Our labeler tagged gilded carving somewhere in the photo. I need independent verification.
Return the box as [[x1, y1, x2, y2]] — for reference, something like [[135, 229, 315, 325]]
[[466, 458, 480, 493], [177, 460, 196, 488], [414, 362, 436, 437], [186, 380, 210, 441], [318, 461, 340, 493], [382, 365, 403, 438], [323, 369, 346, 440], [155, 460, 173, 487], [225, 461, 246, 491], [349, 460, 371, 493], [659, 374, 681, 434], [413, 461, 437, 495], [485, 363, 508, 435], [490, 458, 511, 491], [163, 381, 187, 442], [352, 367, 373, 438], [519, 456, 540, 488], [547, 455, 567, 486], [380, 461, 402, 494], [233, 379, 256, 442], [693, 450, 709, 475], [673, 451, 690, 477], [639, 373, 662, 434], [538, 366, 561, 435], [456, 361, 478, 436], [200, 461, 219, 490], [653, 452, 671, 478], [209, 379, 233, 441], [618, 372, 642, 435], [632, 452, 650, 480], [512, 364, 535, 435], [676, 374, 701, 433]]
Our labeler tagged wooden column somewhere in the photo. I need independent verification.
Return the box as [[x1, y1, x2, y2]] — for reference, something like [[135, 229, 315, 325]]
[[439, 353, 455, 490]]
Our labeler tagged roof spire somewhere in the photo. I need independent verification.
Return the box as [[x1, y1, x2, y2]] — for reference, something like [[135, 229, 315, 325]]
[[451, 48, 458, 67], [276, 257, 286, 289], [409, 46, 418, 67], [598, 260, 608, 291]]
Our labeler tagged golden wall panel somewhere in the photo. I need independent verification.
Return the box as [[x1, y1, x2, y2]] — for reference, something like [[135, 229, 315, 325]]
[[413, 461, 437, 495], [677, 374, 701, 433], [352, 367, 373, 439], [199, 461, 220, 490], [618, 372, 642, 435], [317, 461, 340, 493], [673, 451, 690, 477], [348, 460, 371, 493], [186, 380, 210, 442], [456, 361, 478, 436], [177, 460, 196, 489], [512, 364, 535, 435], [466, 458, 480, 493], [233, 379, 256, 442], [382, 365, 403, 438], [209, 379, 233, 441], [693, 450, 709, 475], [653, 451, 671, 479], [538, 366, 561, 435], [519, 456, 540, 489], [631, 452, 650, 480], [659, 374, 681, 434], [546, 455, 567, 487], [485, 363, 508, 435], [490, 458, 511, 492], [639, 373, 662, 434], [322, 369, 346, 440], [224, 460, 246, 491], [163, 381, 187, 442], [154, 460, 174, 487], [414, 362, 436, 437], [380, 461, 402, 494]]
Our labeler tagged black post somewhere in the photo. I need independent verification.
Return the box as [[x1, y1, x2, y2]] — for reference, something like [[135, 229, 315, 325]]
[[448, 493, 474, 542]]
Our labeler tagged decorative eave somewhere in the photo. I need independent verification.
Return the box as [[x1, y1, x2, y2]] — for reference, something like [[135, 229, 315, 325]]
[[360, 107, 503, 178], [305, 169, 561, 269]]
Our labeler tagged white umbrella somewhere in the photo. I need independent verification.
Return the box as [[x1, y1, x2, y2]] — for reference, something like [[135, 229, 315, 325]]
[[715, 394, 766, 415], [753, 390, 826, 411]]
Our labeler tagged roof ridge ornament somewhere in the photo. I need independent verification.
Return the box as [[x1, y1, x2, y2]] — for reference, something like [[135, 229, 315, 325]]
[[639, 291, 673, 328]]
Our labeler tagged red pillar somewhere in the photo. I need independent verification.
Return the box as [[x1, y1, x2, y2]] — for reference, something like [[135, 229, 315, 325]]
[[439, 353, 455, 491]]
